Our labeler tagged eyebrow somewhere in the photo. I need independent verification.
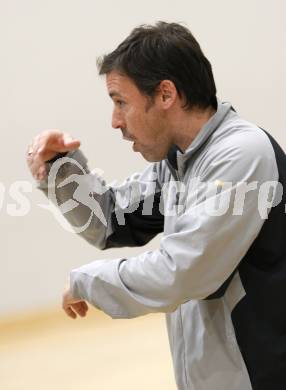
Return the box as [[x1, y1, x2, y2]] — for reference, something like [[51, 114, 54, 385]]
[[109, 91, 123, 98]]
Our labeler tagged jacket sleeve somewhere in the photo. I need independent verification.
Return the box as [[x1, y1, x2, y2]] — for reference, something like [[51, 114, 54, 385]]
[[37, 149, 164, 249], [69, 133, 279, 318]]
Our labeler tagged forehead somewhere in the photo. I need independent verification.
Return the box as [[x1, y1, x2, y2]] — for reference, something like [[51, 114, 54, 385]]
[[106, 70, 141, 98]]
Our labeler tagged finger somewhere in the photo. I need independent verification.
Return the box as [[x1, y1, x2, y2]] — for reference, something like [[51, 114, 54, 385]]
[[26, 136, 47, 177], [26, 139, 39, 168], [35, 166, 46, 181], [64, 305, 77, 319], [27, 130, 81, 180], [62, 135, 81, 148], [71, 301, 89, 317], [26, 149, 34, 169], [44, 132, 80, 152], [38, 141, 80, 161], [35, 138, 80, 166], [81, 301, 89, 312], [30, 131, 78, 161], [76, 302, 88, 317], [30, 159, 46, 180], [62, 292, 78, 319], [28, 147, 67, 180], [37, 165, 47, 181]]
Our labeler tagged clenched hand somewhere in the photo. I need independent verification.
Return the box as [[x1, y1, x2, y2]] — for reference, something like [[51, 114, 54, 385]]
[[62, 279, 89, 319], [26, 129, 80, 181]]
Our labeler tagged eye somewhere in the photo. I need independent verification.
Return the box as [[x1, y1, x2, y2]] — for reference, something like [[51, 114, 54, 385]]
[[115, 100, 125, 108]]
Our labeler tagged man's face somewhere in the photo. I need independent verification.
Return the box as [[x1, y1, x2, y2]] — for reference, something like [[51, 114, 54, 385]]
[[106, 71, 173, 162]]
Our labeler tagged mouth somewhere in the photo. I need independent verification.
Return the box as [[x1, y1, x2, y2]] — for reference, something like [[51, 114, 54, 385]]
[[123, 136, 134, 142], [122, 133, 135, 142], [121, 129, 134, 142]]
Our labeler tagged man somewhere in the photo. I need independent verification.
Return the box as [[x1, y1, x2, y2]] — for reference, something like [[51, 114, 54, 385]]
[[27, 22, 286, 390]]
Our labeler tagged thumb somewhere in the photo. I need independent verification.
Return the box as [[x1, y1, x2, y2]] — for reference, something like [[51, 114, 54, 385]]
[[57, 135, 81, 151], [38, 140, 81, 162], [62, 135, 81, 148], [39, 136, 81, 156]]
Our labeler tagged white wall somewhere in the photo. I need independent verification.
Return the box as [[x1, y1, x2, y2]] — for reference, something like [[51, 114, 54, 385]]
[[1, 0, 285, 316]]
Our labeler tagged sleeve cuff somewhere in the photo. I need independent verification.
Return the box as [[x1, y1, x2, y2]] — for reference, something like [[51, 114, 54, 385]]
[[36, 149, 88, 189]]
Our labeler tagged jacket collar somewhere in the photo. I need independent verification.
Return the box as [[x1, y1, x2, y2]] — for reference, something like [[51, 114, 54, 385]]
[[166, 99, 233, 171]]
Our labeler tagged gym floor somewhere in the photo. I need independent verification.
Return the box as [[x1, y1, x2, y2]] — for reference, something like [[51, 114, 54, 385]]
[[0, 308, 176, 389]]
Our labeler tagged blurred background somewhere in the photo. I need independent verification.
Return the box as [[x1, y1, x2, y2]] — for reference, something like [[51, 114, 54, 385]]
[[0, 0, 285, 389]]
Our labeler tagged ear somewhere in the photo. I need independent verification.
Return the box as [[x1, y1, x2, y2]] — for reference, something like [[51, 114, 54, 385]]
[[157, 80, 177, 109]]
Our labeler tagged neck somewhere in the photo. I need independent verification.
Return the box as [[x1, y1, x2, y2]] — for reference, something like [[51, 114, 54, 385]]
[[171, 105, 216, 152]]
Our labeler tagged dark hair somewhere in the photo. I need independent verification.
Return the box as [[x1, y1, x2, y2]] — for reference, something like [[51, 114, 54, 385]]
[[97, 21, 217, 110]]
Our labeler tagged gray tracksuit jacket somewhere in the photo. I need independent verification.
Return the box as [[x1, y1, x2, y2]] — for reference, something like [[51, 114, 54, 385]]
[[39, 100, 286, 390]]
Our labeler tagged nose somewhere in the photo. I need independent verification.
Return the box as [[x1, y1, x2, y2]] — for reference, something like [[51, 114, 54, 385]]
[[112, 109, 125, 129]]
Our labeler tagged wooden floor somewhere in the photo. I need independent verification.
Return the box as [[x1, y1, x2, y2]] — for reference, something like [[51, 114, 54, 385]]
[[0, 308, 176, 390]]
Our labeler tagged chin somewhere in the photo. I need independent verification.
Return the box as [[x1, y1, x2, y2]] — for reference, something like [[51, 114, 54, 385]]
[[140, 151, 167, 162]]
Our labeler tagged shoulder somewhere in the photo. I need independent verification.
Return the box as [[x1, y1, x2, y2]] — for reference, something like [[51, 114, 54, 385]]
[[212, 114, 274, 158], [196, 114, 278, 182]]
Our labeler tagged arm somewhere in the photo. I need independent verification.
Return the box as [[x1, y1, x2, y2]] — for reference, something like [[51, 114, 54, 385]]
[[38, 148, 164, 249], [68, 131, 278, 318], [27, 129, 164, 249]]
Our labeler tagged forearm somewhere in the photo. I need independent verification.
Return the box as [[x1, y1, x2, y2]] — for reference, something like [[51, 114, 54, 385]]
[[37, 149, 114, 249], [37, 150, 164, 249]]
